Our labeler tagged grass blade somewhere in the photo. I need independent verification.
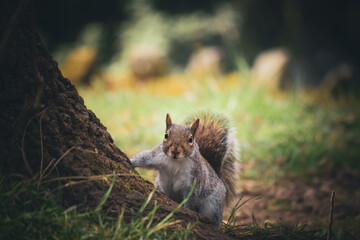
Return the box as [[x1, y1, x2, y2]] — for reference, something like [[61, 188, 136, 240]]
[[94, 172, 116, 213]]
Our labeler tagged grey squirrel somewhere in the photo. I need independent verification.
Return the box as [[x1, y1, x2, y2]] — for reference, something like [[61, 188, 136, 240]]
[[130, 112, 240, 227]]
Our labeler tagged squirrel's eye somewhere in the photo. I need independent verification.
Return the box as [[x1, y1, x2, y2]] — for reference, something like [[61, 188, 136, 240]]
[[164, 133, 168, 139], [189, 136, 193, 143]]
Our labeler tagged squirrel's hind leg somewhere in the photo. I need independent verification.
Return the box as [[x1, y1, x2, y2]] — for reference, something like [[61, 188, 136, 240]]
[[199, 200, 223, 227], [199, 192, 225, 227]]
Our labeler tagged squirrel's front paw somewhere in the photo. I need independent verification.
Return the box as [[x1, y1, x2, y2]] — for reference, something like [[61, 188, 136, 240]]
[[129, 156, 140, 167]]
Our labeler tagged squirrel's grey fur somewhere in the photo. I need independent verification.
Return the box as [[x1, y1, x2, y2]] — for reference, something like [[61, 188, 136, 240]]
[[130, 111, 240, 227]]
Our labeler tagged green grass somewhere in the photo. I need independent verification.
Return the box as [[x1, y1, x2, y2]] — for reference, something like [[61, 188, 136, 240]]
[[79, 75, 360, 180], [0, 174, 195, 240], [1, 173, 330, 240]]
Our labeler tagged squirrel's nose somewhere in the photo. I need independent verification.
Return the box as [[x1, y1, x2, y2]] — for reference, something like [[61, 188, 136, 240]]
[[171, 147, 182, 158]]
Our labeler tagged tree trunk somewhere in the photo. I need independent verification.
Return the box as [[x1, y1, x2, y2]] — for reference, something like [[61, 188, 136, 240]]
[[0, 1, 232, 239]]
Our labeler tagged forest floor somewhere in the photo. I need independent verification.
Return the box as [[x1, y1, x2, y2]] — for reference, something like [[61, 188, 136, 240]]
[[78, 72, 360, 239], [232, 167, 360, 236]]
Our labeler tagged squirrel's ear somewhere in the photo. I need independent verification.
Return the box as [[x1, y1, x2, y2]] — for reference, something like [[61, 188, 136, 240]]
[[190, 118, 200, 136], [166, 113, 172, 130]]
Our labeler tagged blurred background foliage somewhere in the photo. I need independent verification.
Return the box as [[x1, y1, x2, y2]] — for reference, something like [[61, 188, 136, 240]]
[[36, 0, 360, 88], [34, 0, 360, 238]]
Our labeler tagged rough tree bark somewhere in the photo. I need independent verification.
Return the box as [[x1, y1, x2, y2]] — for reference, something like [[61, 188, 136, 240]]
[[0, 1, 233, 239]]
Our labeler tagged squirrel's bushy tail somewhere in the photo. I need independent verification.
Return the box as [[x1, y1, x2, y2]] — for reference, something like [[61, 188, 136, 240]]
[[183, 111, 240, 206]]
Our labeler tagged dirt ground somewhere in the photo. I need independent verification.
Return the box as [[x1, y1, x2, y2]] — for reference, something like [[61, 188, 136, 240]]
[[231, 165, 360, 236]]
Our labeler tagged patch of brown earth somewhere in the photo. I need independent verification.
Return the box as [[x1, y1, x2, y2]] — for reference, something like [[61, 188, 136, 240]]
[[231, 166, 360, 236]]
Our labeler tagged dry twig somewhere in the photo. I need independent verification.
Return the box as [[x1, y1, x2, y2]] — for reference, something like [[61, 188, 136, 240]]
[[327, 190, 335, 240]]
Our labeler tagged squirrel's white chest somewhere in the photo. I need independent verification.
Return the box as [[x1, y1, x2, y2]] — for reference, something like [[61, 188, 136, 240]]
[[157, 157, 193, 193], [172, 170, 192, 192]]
